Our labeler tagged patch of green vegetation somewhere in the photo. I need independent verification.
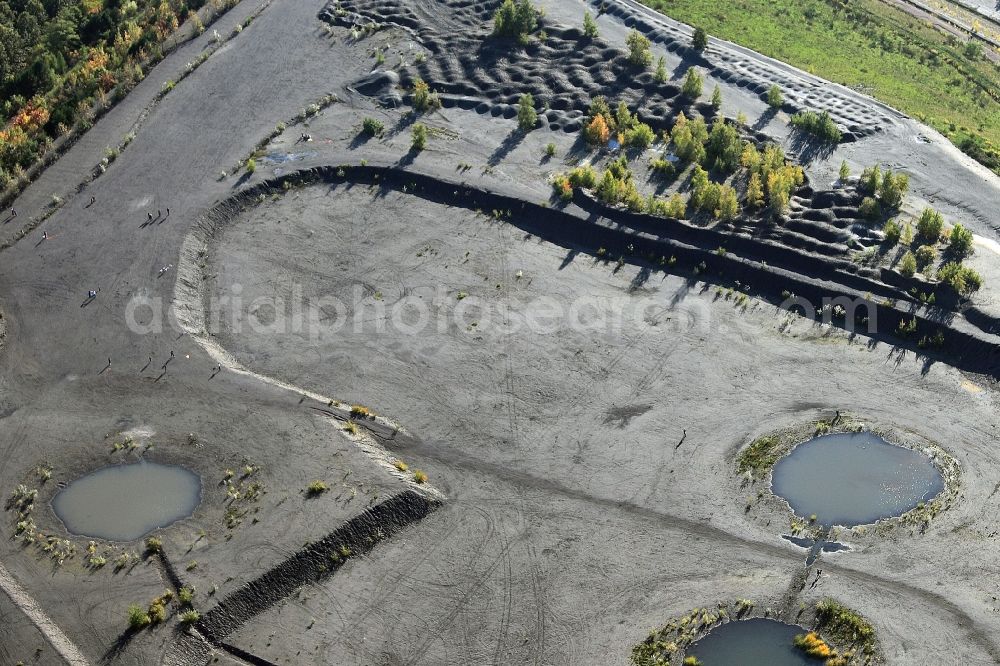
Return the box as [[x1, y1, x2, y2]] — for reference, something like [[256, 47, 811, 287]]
[[127, 604, 151, 631], [736, 434, 783, 476], [411, 123, 427, 151], [632, 601, 751, 666], [790, 110, 841, 143], [638, 0, 1000, 175], [517, 92, 537, 131], [492, 0, 538, 42], [305, 480, 328, 496], [177, 586, 195, 606], [145, 536, 162, 554], [179, 609, 200, 625], [361, 117, 384, 137], [814, 598, 877, 657]]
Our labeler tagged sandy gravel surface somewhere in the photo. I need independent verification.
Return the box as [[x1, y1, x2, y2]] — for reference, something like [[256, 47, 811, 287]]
[[1, 0, 999, 663]]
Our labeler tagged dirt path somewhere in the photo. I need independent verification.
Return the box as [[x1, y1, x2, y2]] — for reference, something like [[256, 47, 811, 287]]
[[0, 561, 89, 665]]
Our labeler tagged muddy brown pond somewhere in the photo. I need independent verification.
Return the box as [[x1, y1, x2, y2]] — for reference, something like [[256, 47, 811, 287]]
[[771, 431, 943, 527], [52, 462, 201, 541], [687, 618, 814, 665]]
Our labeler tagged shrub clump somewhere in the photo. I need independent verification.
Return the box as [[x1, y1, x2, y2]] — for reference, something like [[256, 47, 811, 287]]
[[948, 222, 974, 258], [882, 219, 901, 245], [766, 84, 783, 108], [626, 29, 652, 67], [692, 26, 708, 50], [350, 404, 373, 419], [179, 609, 201, 625], [858, 164, 909, 214], [583, 96, 653, 148], [128, 604, 151, 631], [681, 67, 703, 99], [411, 123, 428, 151], [736, 434, 783, 476], [411, 78, 440, 112], [814, 599, 877, 658], [517, 93, 537, 131], [306, 480, 329, 496], [898, 250, 917, 277], [790, 110, 842, 143], [915, 207, 944, 242], [792, 632, 839, 661], [915, 244, 937, 271], [937, 262, 982, 296], [361, 117, 384, 137], [492, 0, 538, 41]]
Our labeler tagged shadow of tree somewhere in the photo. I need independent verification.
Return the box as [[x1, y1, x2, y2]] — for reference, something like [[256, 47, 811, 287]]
[[488, 128, 528, 166], [789, 130, 838, 164], [752, 106, 779, 132]]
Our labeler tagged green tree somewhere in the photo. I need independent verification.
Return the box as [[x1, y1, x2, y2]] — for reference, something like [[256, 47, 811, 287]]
[[411, 123, 428, 151], [838, 160, 850, 183], [692, 26, 708, 50], [625, 122, 655, 148], [492, 0, 538, 40], [746, 172, 764, 209], [899, 250, 917, 277], [671, 112, 707, 163], [583, 10, 598, 38], [412, 77, 439, 111], [710, 85, 722, 110], [948, 223, 974, 258], [654, 56, 667, 83], [665, 193, 687, 218], [766, 85, 783, 108], [877, 170, 908, 210], [859, 164, 881, 194], [916, 208, 944, 242], [915, 244, 937, 270], [717, 184, 739, 221], [901, 221, 913, 245], [859, 196, 880, 221], [937, 262, 982, 295], [705, 118, 741, 173], [626, 29, 652, 67], [681, 67, 703, 99], [517, 92, 537, 131], [882, 219, 901, 245]]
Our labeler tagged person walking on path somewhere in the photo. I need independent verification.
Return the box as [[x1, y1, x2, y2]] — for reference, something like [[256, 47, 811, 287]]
[[10, 208, 15, 218], [147, 212, 153, 222], [90, 196, 96, 205]]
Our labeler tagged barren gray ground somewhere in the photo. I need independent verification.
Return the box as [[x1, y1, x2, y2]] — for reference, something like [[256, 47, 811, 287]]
[[1, 0, 1000, 664], [206, 182, 1000, 665]]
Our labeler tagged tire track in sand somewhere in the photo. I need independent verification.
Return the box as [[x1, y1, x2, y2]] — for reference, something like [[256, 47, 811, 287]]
[[0, 560, 90, 665]]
